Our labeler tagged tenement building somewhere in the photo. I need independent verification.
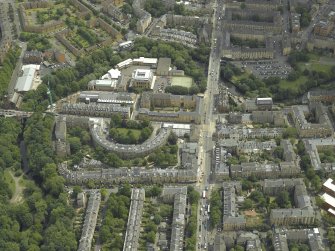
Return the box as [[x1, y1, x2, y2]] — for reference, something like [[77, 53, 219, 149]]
[[123, 188, 145, 251], [303, 137, 335, 171], [138, 92, 203, 124], [225, 0, 281, 10], [291, 103, 333, 138], [265, 179, 316, 226], [140, 92, 199, 110], [61, 103, 131, 118], [78, 191, 101, 251], [215, 126, 284, 140], [58, 162, 198, 184], [90, 118, 171, 158], [170, 187, 187, 251], [223, 8, 282, 34], [222, 30, 274, 60], [222, 182, 246, 230], [273, 228, 324, 251], [230, 161, 300, 179]]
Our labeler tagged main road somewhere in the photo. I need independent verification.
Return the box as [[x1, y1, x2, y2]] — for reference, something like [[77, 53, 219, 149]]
[[197, 0, 226, 249]]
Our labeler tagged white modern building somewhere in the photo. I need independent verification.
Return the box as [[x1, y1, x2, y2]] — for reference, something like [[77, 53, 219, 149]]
[[130, 69, 154, 89], [15, 64, 41, 92]]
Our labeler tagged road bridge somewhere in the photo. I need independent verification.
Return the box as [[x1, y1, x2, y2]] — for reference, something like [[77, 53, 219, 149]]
[[0, 109, 33, 118]]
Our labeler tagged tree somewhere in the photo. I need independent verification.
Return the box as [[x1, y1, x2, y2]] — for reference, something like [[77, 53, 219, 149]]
[[68, 137, 81, 154], [110, 113, 122, 128], [100, 188, 108, 201], [242, 199, 253, 210], [210, 190, 222, 228], [174, 3, 185, 15], [283, 127, 298, 139], [140, 127, 152, 143], [165, 85, 189, 95], [276, 191, 291, 208], [159, 204, 173, 218], [150, 185, 162, 197], [72, 186, 82, 198], [119, 184, 131, 197], [222, 67, 233, 80], [146, 231, 156, 243], [168, 132, 178, 145], [273, 146, 284, 160], [44, 175, 65, 197]]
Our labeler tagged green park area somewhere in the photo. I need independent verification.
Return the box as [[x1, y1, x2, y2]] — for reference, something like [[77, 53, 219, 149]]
[[222, 51, 335, 100], [171, 76, 193, 88], [279, 76, 308, 91], [279, 53, 335, 91]]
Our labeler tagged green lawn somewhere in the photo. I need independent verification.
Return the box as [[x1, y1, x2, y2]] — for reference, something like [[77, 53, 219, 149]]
[[231, 69, 251, 82], [301, 62, 333, 73], [171, 76, 193, 88], [115, 128, 141, 139], [4, 170, 15, 196], [279, 76, 308, 91]]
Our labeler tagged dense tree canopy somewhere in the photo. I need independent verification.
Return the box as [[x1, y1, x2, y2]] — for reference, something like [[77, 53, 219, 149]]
[[0, 47, 21, 104]]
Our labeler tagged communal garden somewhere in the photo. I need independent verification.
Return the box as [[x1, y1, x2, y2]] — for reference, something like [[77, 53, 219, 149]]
[[109, 114, 153, 145], [318, 146, 335, 164]]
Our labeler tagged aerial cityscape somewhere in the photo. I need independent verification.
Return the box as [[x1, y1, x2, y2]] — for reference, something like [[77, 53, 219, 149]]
[[0, 0, 335, 250]]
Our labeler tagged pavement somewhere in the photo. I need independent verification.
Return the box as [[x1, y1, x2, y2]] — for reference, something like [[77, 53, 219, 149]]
[[196, 0, 226, 249]]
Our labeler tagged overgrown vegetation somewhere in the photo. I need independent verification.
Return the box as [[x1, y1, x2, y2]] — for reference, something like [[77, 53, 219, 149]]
[[20, 32, 52, 51], [0, 46, 21, 104], [184, 186, 200, 250], [99, 184, 131, 249], [210, 189, 222, 228], [295, 4, 311, 28], [147, 133, 178, 167], [139, 199, 161, 248]]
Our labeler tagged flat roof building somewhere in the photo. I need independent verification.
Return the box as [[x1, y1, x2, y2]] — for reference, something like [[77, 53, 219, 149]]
[[156, 57, 171, 76], [162, 123, 191, 137], [15, 64, 41, 92], [79, 91, 134, 105], [130, 69, 154, 89]]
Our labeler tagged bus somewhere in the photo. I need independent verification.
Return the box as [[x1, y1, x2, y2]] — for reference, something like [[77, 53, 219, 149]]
[[202, 190, 206, 199], [207, 204, 210, 213]]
